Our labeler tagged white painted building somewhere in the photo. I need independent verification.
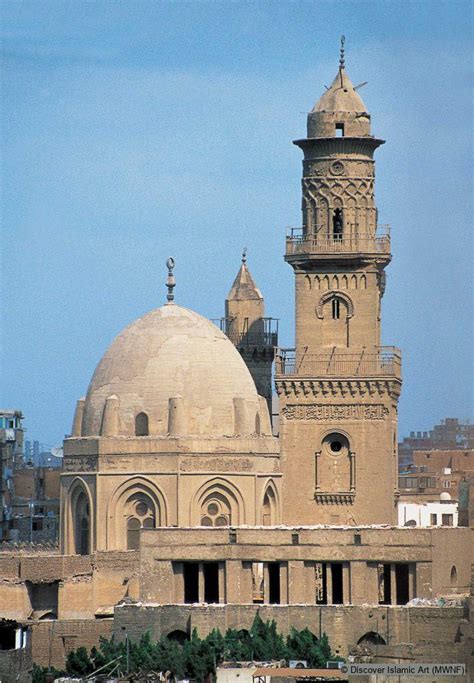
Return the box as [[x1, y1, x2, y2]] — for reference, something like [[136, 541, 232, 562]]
[[398, 493, 458, 527]]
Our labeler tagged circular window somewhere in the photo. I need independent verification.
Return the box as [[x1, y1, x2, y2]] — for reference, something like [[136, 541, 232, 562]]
[[330, 161, 345, 176], [207, 502, 219, 516], [136, 502, 148, 516], [322, 432, 349, 457]]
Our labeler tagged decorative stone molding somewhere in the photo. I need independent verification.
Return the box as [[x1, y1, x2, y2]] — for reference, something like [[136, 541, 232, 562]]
[[275, 379, 401, 400], [282, 403, 389, 421], [63, 456, 97, 472], [179, 457, 254, 472], [314, 492, 355, 504]]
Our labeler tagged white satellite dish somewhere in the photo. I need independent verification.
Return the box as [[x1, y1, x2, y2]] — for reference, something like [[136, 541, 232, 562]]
[[51, 446, 63, 459]]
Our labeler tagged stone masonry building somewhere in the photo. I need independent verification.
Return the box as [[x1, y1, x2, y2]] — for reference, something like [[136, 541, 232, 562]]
[[0, 43, 473, 679]]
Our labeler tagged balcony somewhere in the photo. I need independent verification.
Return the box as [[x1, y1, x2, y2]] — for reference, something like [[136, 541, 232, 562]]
[[212, 317, 279, 348], [275, 346, 401, 379], [285, 225, 391, 259]]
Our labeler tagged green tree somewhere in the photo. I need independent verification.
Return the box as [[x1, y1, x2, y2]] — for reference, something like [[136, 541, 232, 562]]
[[183, 629, 214, 681], [66, 646, 94, 676]]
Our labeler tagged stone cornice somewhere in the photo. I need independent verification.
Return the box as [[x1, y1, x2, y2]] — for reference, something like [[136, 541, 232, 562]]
[[275, 378, 402, 400]]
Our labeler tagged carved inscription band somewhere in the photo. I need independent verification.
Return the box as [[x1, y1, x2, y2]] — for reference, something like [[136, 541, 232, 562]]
[[282, 404, 388, 421]]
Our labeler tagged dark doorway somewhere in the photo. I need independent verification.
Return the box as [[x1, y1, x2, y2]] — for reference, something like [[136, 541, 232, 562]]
[[0, 621, 16, 650], [331, 563, 343, 604], [183, 562, 199, 603], [268, 562, 281, 604], [204, 562, 219, 604], [167, 630, 189, 644], [395, 564, 409, 605]]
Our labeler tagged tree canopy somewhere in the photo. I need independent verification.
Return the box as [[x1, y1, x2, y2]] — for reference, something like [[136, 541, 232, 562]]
[[33, 614, 339, 682]]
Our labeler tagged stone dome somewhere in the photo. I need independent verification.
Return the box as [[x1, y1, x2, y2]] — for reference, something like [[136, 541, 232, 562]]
[[80, 303, 268, 438]]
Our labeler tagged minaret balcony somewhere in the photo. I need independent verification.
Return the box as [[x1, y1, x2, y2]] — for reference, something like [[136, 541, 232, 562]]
[[285, 225, 391, 261], [275, 346, 401, 380], [212, 316, 279, 348]]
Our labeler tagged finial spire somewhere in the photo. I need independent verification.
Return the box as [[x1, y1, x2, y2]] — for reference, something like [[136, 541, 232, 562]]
[[166, 257, 175, 303], [242, 247, 247, 266], [339, 35, 345, 69]]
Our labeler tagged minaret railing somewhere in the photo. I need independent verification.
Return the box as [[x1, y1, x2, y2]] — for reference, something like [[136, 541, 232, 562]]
[[275, 346, 401, 379], [285, 224, 391, 256]]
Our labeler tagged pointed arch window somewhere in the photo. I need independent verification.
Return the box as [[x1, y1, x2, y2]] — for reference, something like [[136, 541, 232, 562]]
[[124, 492, 156, 549]]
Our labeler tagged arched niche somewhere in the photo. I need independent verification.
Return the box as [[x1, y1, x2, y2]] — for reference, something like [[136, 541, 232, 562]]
[[190, 478, 245, 527], [357, 632, 386, 646], [65, 478, 94, 556], [261, 480, 280, 526], [107, 477, 168, 550]]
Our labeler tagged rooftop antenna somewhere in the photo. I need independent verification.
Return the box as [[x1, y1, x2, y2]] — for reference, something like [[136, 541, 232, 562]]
[[166, 257, 175, 303], [242, 247, 247, 265]]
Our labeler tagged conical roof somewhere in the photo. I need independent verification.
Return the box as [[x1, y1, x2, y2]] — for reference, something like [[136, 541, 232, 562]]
[[313, 68, 368, 114], [227, 261, 263, 301]]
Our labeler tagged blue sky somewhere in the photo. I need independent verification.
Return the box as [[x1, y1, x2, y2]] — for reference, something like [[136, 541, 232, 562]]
[[1, 0, 473, 447]]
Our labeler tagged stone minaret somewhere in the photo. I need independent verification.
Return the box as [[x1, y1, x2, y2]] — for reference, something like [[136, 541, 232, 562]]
[[225, 251, 277, 417], [277, 41, 402, 525]]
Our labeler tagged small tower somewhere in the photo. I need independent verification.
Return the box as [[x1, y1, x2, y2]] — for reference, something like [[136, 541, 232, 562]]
[[276, 40, 402, 525], [225, 250, 278, 417]]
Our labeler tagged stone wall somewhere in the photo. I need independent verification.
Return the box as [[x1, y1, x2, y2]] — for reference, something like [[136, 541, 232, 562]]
[[29, 618, 113, 670], [0, 551, 139, 621], [113, 602, 472, 675]]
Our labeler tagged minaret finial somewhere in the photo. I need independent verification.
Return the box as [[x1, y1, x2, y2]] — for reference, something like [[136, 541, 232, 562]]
[[242, 247, 247, 265], [339, 35, 345, 69], [166, 257, 175, 303]]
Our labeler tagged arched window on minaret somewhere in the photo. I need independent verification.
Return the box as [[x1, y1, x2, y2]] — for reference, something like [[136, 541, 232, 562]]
[[333, 209, 344, 241]]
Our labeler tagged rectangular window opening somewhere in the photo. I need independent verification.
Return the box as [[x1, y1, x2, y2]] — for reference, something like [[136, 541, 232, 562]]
[[203, 562, 219, 604], [430, 513, 437, 526], [395, 564, 410, 605], [331, 563, 343, 605], [183, 562, 199, 604], [442, 514, 453, 526], [268, 562, 281, 604], [315, 562, 327, 605], [28, 581, 59, 617], [335, 123, 345, 137], [378, 563, 391, 605], [251, 561, 264, 604]]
